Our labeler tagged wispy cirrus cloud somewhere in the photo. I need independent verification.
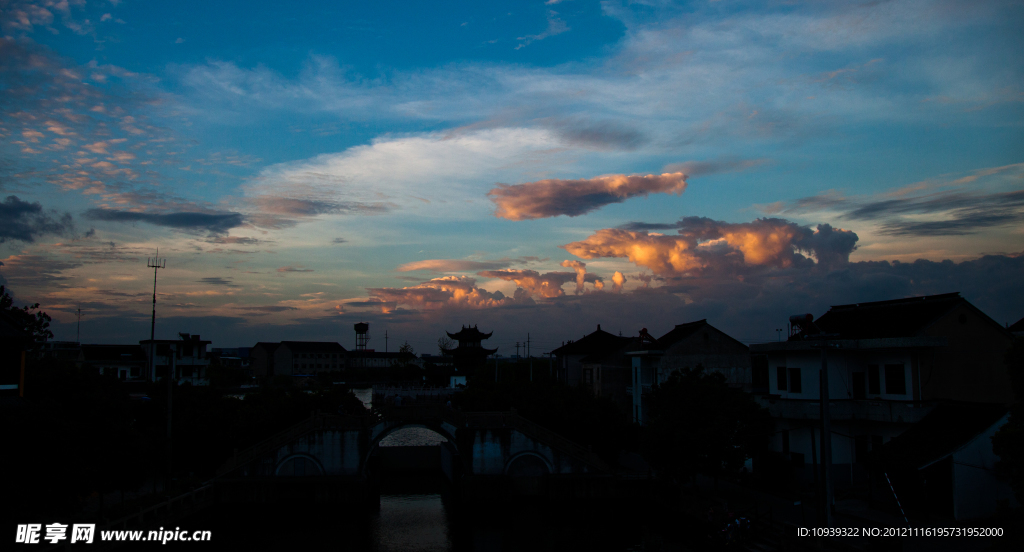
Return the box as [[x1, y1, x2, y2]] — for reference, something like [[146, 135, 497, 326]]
[[516, 10, 569, 50], [397, 257, 541, 273], [764, 163, 1024, 237]]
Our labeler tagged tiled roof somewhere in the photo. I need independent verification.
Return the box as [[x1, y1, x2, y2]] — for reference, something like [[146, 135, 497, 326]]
[[552, 326, 631, 356], [811, 293, 963, 339], [1009, 316, 1024, 333], [446, 325, 493, 341]]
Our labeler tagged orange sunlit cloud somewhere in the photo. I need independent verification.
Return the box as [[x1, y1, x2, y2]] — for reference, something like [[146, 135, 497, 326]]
[[562, 217, 859, 277], [488, 172, 687, 220]]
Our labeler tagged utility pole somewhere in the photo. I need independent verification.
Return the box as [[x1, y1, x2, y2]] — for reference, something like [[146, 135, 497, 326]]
[[515, 342, 520, 360], [147, 252, 166, 382], [385, 330, 388, 353], [819, 341, 835, 528], [167, 344, 176, 486], [528, 333, 532, 382], [76, 307, 82, 343]]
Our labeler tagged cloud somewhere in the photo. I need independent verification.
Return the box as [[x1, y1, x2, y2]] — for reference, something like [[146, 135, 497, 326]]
[[332, 237, 347, 244], [476, 267, 601, 298], [662, 158, 771, 177], [612, 271, 626, 292], [0, 196, 76, 243], [243, 128, 571, 223], [206, 236, 264, 245], [367, 276, 513, 311], [560, 260, 598, 294], [563, 217, 859, 277], [198, 277, 239, 287], [489, 172, 687, 220], [397, 257, 540, 273], [234, 305, 298, 315], [848, 189, 1024, 236], [516, 10, 569, 50], [277, 266, 314, 273], [84, 209, 245, 235], [768, 164, 1024, 237], [548, 118, 648, 150]]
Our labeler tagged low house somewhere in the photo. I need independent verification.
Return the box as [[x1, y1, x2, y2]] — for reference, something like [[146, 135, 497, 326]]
[[275, 341, 347, 375], [348, 349, 418, 369], [551, 325, 631, 388], [878, 403, 1018, 520], [140, 333, 212, 385], [1010, 316, 1024, 337], [749, 292, 1015, 490], [627, 320, 750, 425], [32, 341, 84, 366], [81, 344, 148, 381], [249, 342, 280, 378]]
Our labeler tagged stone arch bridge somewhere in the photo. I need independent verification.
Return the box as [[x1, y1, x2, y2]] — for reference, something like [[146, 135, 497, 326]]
[[213, 405, 634, 502]]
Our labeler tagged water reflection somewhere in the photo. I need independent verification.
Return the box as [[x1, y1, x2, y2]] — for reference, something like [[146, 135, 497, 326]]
[[373, 494, 450, 552]]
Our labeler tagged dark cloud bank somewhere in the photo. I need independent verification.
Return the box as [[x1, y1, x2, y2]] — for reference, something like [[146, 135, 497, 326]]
[[84, 209, 245, 234], [0, 196, 76, 243]]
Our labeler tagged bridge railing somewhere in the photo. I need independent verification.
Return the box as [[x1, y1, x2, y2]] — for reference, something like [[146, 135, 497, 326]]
[[215, 405, 613, 478], [215, 412, 376, 477], [506, 410, 613, 473], [448, 409, 612, 473]]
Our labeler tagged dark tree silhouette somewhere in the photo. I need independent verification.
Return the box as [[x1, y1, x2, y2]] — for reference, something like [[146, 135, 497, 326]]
[[641, 366, 773, 485], [0, 285, 53, 341]]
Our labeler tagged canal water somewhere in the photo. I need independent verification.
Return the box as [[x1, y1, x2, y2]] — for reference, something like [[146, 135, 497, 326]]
[[175, 388, 698, 550]]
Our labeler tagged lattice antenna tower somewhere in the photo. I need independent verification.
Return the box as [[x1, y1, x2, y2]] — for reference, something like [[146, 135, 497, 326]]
[[147, 251, 167, 381]]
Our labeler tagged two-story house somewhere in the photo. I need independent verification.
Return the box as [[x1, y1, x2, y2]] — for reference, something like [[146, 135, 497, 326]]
[[139, 333, 212, 385], [749, 292, 1014, 491], [627, 320, 750, 425]]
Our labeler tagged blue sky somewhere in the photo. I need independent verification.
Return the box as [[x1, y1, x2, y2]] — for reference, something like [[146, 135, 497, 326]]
[[1, 0, 1022, 352]]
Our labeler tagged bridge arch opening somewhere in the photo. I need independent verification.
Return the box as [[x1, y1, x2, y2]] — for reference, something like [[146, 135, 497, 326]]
[[363, 422, 460, 478], [504, 451, 553, 477], [275, 453, 325, 477]]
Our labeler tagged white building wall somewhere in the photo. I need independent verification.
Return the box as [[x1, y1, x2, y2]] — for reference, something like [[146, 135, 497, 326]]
[[951, 414, 1018, 520]]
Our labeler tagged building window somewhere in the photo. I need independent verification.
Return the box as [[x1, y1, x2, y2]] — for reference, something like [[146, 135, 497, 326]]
[[585, 369, 593, 384], [852, 372, 866, 399], [788, 368, 802, 393], [868, 365, 880, 395], [752, 355, 769, 392], [884, 364, 906, 395], [777, 367, 787, 392]]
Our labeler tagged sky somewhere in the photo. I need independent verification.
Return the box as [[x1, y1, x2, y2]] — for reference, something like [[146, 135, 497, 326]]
[[1, 0, 1022, 354]]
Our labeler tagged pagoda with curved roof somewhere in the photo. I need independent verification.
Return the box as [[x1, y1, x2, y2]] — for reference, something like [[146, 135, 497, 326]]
[[442, 325, 497, 372]]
